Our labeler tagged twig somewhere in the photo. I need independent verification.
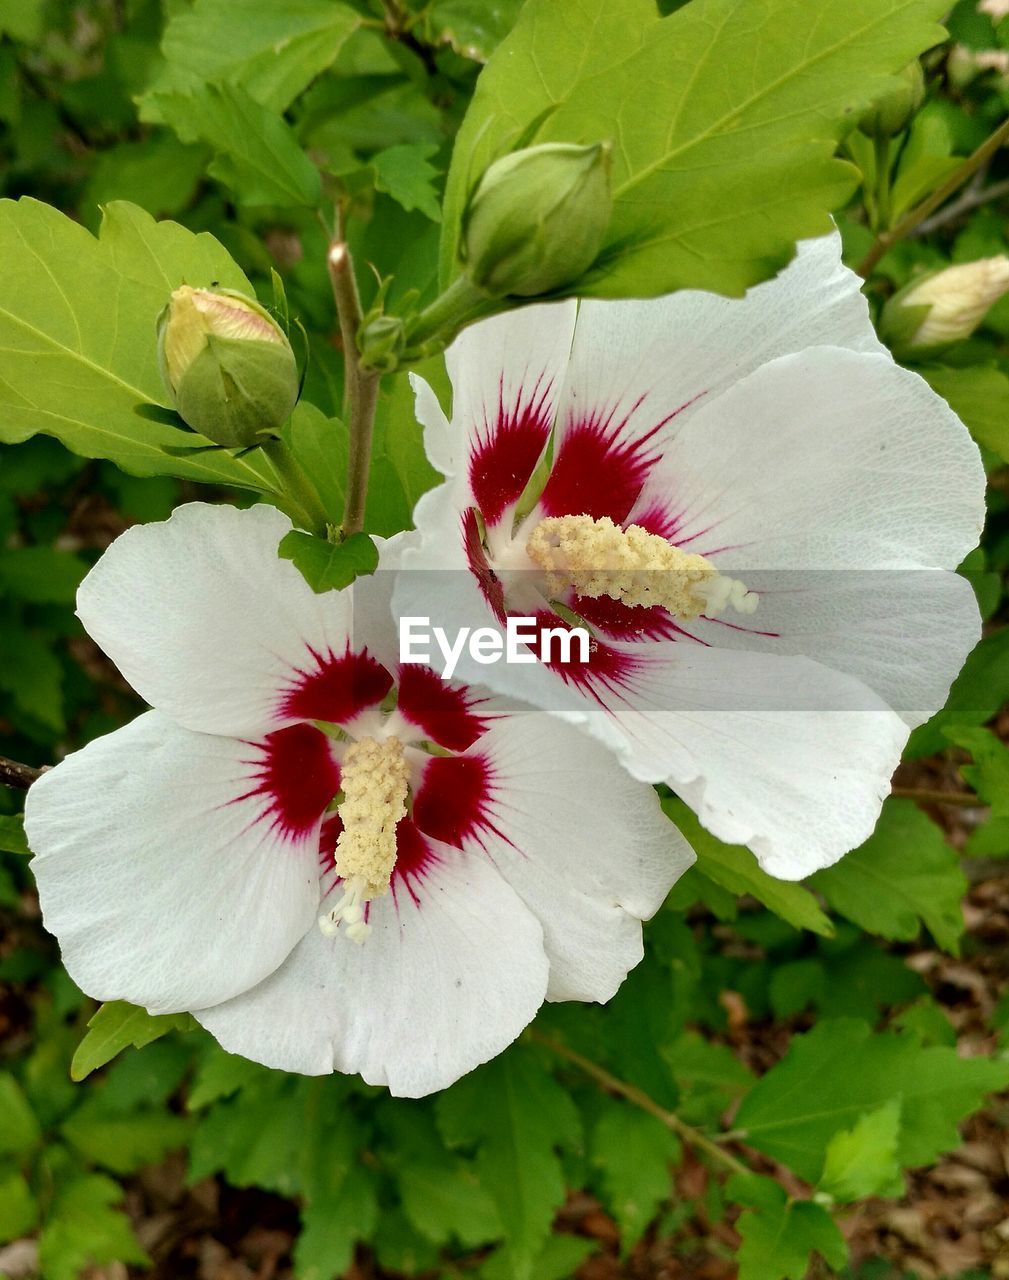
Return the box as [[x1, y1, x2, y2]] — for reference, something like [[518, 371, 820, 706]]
[[890, 786, 980, 807], [531, 1031, 750, 1178], [328, 240, 380, 537], [913, 174, 1009, 237], [858, 114, 1009, 276], [0, 756, 44, 790]]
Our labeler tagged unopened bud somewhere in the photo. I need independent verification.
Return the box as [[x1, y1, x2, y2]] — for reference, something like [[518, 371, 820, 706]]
[[358, 313, 406, 374], [857, 62, 925, 138], [881, 256, 1009, 356], [461, 141, 612, 298], [156, 286, 299, 448]]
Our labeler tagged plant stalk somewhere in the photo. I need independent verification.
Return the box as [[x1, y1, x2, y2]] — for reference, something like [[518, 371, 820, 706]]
[[260, 439, 328, 536], [0, 756, 45, 790]]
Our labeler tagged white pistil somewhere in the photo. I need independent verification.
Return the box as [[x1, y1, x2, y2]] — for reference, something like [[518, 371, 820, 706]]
[[526, 515, 756, 620], [318, 737, 409, 945]]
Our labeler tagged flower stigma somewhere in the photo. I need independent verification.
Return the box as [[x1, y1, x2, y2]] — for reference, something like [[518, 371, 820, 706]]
[[319, 736, 410, 944], [525, 514, 757, 620]]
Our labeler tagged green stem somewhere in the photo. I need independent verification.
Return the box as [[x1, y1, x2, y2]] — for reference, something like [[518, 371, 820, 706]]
[[858, 113, 1009, 277], [531, 1031, 751, 1179], [261, 439, 328, 536], [872, 135, 892, 232], [329, 240, 380, 537], [404, 274, 493, 355]]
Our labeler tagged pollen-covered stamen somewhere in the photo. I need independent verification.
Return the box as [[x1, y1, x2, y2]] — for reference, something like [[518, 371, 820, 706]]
[[319, 737, 410, 944], [526, 514, 757, 621]]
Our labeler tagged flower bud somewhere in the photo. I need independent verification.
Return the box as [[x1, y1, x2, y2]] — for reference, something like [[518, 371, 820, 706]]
[[461, 141, 612, 298], [358, 313, 406, 374], [857, 62, 925, 138], [157, 286, 299, 448], [880, 256, 1009, 356]]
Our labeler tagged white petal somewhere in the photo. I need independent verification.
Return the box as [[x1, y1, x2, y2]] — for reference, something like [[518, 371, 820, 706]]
[[681, 567, 980, 729], [471, 716, 694, 1001], [552, 231, 885, 460], [629, 347, 985, 571], [567, 646, 908, 879], [76, 502, 358, 737], [25, 712, 323, 1014], [194, 845, 549, 1096]]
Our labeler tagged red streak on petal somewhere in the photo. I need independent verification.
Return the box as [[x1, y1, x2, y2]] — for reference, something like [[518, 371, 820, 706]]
[[279, 645, 392, 727], [469, 373, 553, 526], [238, 723, 339, 841], [392, 818, 439, 892], [463, 507, 507, 623], [573, 593, 700, 643], [520, 609, 645, 704], [413, 754, 495, 849], [397, 662, 491, 752]]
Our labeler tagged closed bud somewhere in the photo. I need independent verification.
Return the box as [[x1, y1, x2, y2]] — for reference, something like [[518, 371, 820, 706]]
[[857, 62, 925, 138], [358, 313, 406, 374], [881, 256, 1009, 356], [461, 141, 612, 298], [156, 286, 299, 448]]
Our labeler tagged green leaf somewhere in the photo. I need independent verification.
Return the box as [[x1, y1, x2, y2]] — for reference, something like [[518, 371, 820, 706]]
[[592, 1104, 678, 1250], [0, 547, 88, 603], [811, 799, 966, 954], [437, 1049, 580, 1278], [282, 404, 347, 525], [0, 0, 45, 42], [278, 530, 378, 593], [295, 1172, 380, 1280], [480, 1235, 599, 1280], [663, 799, 832, 936], [819, 1099, 904, 1202], [71, 1001, 194, 1082], [906, 629, 1009, 757], [151, 83, 322, 209], [946, 725, 1009, 816], [398, 1160, 502, 1247], [423, 0, 525, 62], [921, 364, 1009, 462], [0, 622, 64, 731], [83, 133, 209, 223], [0, 1073, 41, 1156], [0, 813, 30, 857], [372, 144, 443, 221], [39, 1173, 148, 1280], [440, 0, 948, 296], [733, 1018, 1009, 1182], [146, 0, 361, 115], [62, 1106, 190, 1175], [0, 1169, 37, 1243], [0, 198, 277, 490], [732, 1176, 847, 1280], [365, 365, 443, 535]]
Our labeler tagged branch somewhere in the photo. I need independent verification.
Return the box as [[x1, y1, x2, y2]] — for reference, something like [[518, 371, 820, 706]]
[[912, 175, 1009, 238], [858, 114, 1009, 277], [0, 756, 44, 790], [531, 1031, 751, 1178], [328, 239, 380, 538], [890, 786, 980, 807]]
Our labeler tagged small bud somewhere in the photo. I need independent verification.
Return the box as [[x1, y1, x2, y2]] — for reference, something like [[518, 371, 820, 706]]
[[358, 313, 406, 374], [880, 256, 1009, 356], [156, 286, 299, 448], [857, 62, 925, 138], [461, 141, 612, 298]]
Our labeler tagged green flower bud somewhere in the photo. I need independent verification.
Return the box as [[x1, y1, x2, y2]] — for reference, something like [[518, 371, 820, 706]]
[[358, 312, 407, 374], [857, 62, 925, 139], [461, 141, 612, 298], [880, 256, 1009, 357], [156, 286, 299, 448]]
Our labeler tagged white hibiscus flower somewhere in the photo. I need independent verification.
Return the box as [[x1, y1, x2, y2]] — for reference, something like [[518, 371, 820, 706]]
[[24, 502, 692, 1098], [395, 233, 987, 880]]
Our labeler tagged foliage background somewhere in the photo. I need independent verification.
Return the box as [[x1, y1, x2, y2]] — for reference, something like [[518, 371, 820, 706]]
[[1, 1, 1009, 1278]]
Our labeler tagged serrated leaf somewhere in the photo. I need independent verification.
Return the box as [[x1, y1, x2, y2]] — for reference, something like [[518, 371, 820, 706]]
[[945, 725, 1009, 817], [819, 1099, 903, 1202], [62, 1106, 190, 1175], [733, 1018, 1009, 1182], [811, 799, 966, 954], [424, 0, 525, 62], [592, 1104, 678, 1251], [0, 198, 277, 490], [282, 404, 347, 525], [278, 530, 378, 593], [0, 1073, 41, 1155], [372, 144, 443, 221], [71, 1001, 193, 1082], [0, 1169, 37, 1243], [151, 83, 322, 209], [399, 1160, 502, 1247], [0, 814, 30, 857], [146, 0, 360, 115], [38, 1174, 148, 1280], [437, 1049, 580, 1278], [663, 799, 832, 936], [906, 629, 1009, 758], [922, 364, 1009, 463], [732, 1177, 847, 1280], [440, 0, 948, 297], [295, 1168, 379, 1280]]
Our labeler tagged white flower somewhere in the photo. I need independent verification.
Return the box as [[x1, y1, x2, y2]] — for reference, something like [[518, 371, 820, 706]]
[[397, 233, 986, 880], [889, 256, 1009, 350], [24, 502, 691, 1098]]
